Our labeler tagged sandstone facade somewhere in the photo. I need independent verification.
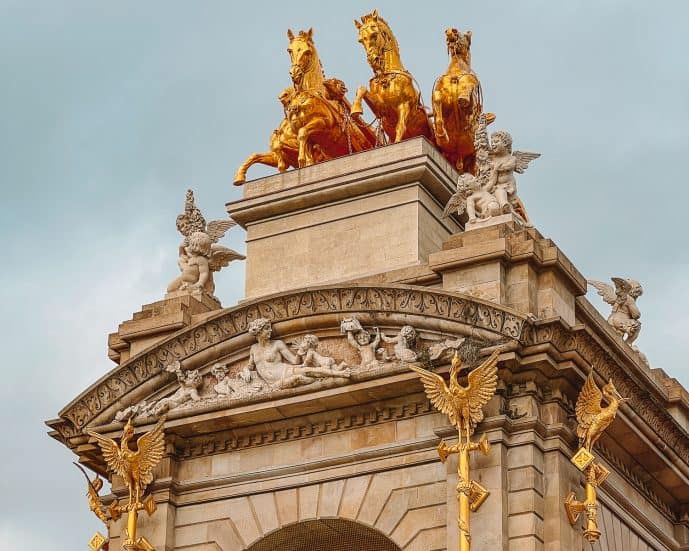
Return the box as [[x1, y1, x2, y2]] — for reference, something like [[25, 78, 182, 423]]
[[48, 139, 689, 550]]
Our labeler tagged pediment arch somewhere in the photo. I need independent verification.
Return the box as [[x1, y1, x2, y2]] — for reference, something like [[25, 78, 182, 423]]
[[51, 284, 525, 439]]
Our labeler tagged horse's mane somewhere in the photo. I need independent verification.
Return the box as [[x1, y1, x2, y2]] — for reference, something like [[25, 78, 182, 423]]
[[358, 12, 400, 54]]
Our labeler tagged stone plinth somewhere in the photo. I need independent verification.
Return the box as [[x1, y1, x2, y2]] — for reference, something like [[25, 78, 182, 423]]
[[108, 292, 220, 364], [429, 222, 587, 325], [227, 138, 461, 299]]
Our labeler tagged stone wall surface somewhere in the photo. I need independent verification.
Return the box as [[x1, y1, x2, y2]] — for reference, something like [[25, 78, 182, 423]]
[[48, 142, 689, 550]]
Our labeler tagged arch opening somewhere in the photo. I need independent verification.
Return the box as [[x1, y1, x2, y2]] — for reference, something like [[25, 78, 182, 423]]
[[245, 519, 402, 551]]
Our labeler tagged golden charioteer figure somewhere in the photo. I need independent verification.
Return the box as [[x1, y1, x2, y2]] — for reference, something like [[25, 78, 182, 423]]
[[409, 349, 500, 551], [86, 417, 167, 551]]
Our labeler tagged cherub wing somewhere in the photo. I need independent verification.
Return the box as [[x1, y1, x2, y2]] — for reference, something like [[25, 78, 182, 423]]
[[466, 350, 500, 427], [208, 244, 246, 271], [575, 374, 603, 438], [588, 279, 616, 305], [206, 219, 237, 243], [442, 191, 467, 218], [612, 277, 631, 299], [86, 430, 128, 479], [408, 364, 457, 425], [134, 417, 166, 488], [512, 151, 541, 173]]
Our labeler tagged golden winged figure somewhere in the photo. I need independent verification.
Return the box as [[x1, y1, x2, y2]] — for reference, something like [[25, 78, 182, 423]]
[[575, 374, 628, 452], [409, 349, 499, 446], [87, 417, 166, 508]]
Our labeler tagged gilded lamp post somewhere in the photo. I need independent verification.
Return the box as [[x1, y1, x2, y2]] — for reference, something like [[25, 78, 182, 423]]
[[410, 349, 499, 551], [85, 417, 166, 551], [565, 374, 627, 543]]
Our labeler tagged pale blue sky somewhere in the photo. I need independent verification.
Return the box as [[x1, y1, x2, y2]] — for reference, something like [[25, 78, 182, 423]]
[[1, 1, 688, 548]]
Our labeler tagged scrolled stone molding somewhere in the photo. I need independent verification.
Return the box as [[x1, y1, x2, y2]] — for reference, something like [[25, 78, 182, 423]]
[[53, 284, 524, 435], [521, 319, 689, 468]]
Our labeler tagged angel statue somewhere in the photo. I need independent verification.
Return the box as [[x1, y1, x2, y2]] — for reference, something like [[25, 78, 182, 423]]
[[87, 417, 166, 551], [167, 189, 245, 300], [588, 278, 643, 346], [486, 130, 540, 221]]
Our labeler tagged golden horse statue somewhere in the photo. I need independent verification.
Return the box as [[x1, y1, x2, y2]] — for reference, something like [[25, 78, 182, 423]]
[[352, 10, 433, 144], [285, 28, 376, 168], [233, 88, 304, 185], [432, 28, 493, 173], [234, 29, 376, 183]]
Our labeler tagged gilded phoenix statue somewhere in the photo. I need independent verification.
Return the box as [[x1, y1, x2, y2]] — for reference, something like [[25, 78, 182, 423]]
[[409, 349, 500, 551], [87, 417, 166, 551], [565, 374, 628, 543], [432, 28, 493, 173], [352, 10, 433, 144]]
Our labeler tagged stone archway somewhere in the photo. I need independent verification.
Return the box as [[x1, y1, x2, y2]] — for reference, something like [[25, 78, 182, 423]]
[[245, 519, 402, 551]]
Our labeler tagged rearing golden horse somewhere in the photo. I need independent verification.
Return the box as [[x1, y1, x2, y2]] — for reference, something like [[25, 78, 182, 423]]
[[432, 28, 494, 174], [286, 28, 377, 167], [352, 10, 433, 144]]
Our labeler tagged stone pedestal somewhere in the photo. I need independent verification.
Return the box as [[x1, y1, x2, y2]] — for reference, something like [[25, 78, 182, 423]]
[[108, 292, 220, 364], [227, 138, 461, 299], [429, 222, 587, 326]]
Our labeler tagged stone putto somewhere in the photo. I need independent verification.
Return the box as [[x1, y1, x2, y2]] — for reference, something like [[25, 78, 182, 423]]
[[588, 278, 646, 365], [380, 325, 418, 362], [341, 317, 384, 370], [444, 114, 540, 228], [167, 189, 245, 301]]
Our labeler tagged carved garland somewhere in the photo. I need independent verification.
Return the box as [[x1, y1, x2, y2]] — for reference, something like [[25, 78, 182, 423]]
[[521, 322, 689, 466], [59, 286, 525, 433]]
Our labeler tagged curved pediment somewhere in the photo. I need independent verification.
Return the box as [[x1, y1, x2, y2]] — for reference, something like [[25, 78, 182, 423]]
[[50, 284, 526, 441]]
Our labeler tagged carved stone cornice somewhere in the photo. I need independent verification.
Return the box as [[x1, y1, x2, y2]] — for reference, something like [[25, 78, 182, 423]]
[[521, 319, 689, 469], [177, 396, 434, 459], [49, 284, 525, 439]]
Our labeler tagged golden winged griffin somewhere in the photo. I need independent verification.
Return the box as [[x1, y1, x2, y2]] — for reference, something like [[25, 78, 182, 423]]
[[86, 417, 166, 551], [565, 373, 628, 543], [409, 349, 500, 551]]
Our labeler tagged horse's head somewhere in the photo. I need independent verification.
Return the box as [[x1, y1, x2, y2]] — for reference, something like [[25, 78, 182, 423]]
[[355, 10, 395, 73], [287, 28, 317, 87], [446, 28, 472, 62]]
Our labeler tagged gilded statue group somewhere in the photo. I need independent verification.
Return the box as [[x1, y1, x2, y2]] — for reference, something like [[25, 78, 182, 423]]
[[234, 12, 501, 178]]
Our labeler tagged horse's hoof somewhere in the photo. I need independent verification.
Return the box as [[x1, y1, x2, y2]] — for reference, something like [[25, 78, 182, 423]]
[[233, 177, 245, 186]]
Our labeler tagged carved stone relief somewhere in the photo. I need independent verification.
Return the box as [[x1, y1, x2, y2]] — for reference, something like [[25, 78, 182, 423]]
[[56, 285, 526, 432]]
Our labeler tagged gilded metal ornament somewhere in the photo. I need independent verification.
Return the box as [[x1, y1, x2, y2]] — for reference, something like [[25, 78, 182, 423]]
[[87, 417, 166, 551], [409, 350, 500, 551], [352, 10, 433, 144], [432, 28, 493, 173], [234, 28, 376, 184], [565, 374, 628, 543]]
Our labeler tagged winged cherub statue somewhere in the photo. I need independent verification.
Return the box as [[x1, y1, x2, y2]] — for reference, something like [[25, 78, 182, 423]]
[[486, 130, 540, 221], [575, 374, 628, 452], [167, 189, 245, 300], [87, 417, 166, 508], [588, 278, 643, 346], [409, 349, 499, 447]]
